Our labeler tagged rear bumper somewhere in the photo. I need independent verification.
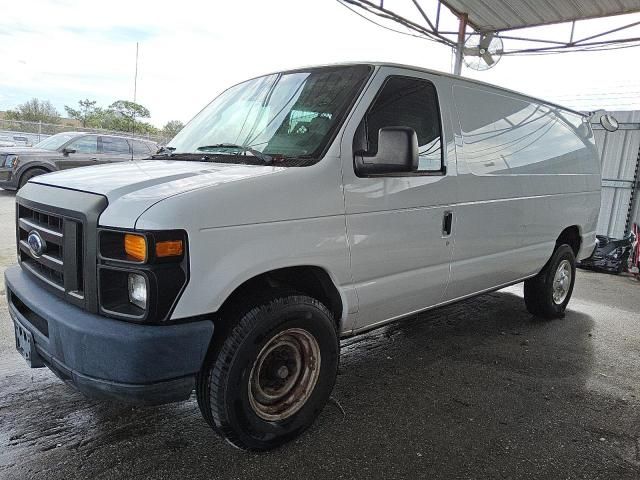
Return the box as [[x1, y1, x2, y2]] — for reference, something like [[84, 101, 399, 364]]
[[5, 265, 214, 405]]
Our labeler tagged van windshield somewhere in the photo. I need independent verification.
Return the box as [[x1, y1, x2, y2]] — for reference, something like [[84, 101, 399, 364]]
[[167, 65, 371, 165]]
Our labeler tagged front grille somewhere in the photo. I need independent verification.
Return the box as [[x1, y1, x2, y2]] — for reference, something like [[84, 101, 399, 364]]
[[17, 204, 84, 300]]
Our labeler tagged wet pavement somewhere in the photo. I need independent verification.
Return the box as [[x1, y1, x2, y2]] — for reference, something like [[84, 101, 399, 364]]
[[0, 188, 639, 479]]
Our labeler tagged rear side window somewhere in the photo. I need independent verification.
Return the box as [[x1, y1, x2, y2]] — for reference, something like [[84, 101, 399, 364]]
[[131, 140, 152, 155], [453, 85, 594, 175], [101, 136, 131, 154], [68, 135, 98, 154], [356, 76, 443, 172]]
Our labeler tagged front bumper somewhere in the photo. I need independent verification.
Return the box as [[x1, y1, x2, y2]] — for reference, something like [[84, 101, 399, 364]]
[[0, 167, 17, 190], [5, 265, 214, 405]]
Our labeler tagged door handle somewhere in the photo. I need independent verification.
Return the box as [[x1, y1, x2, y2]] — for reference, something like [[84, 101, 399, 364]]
[[90, 157, 98, 161], [442, 211, 453, 237]]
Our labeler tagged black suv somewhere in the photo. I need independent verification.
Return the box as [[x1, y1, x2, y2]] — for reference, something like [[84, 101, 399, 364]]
[[0, 132, 158, 190]]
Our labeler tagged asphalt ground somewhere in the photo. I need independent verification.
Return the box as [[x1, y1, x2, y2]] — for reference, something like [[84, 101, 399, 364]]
[[0, 187, 639, 480]]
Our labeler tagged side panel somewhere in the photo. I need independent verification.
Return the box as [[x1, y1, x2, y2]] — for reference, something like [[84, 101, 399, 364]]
[[448, 84, 601, 300]]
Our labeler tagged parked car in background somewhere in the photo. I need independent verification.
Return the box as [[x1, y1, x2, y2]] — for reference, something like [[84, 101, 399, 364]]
[[0, 136, 16, 148], [0, 132, 157, 190], [12, 136, 31, 147]]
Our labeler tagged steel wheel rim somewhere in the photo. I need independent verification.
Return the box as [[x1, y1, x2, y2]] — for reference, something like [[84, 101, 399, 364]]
[[552, 259, 572, 305], [248, 328, 321, 421]]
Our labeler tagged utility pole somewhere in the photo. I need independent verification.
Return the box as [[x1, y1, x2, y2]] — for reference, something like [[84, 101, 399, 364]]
[[132, 42, 139, 140], [133, 42, 139, 103], [453, 13, 468, 76]]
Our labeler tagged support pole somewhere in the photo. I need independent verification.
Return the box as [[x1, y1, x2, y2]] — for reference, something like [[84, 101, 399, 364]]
[[569, 21, 576, 44], [453, 13, 468, 76]]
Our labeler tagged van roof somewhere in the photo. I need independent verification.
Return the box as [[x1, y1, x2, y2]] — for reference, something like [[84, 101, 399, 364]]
[[275, 62, 586, 118]]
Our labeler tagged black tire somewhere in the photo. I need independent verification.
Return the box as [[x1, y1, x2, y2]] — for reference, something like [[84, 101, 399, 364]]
[[524, 244, 576, 319], [18, 168, 48, 189], [196, 291, 339, 451]]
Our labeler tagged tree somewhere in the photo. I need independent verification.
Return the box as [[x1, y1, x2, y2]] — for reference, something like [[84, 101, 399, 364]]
[[162, 120, 184, 139], [107, 100, 151, 133], [64, 99, 98, 127], [6, 98, 61, 124]]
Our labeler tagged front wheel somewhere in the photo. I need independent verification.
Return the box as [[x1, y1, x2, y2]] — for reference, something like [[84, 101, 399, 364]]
[[524, 244, 576, 318], [196, 291, 339, 450], [18, 167, 48, 189]]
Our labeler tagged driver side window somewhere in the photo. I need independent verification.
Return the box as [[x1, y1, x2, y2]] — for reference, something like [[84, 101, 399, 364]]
[[68, 135, 98, 154], [355, 76, 443, 172]]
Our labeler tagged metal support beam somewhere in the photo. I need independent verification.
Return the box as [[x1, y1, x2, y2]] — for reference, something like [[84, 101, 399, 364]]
[[453, 13, 467, 76]]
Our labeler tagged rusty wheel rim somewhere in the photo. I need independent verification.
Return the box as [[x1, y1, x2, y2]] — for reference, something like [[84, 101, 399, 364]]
[[248, 328, 321, 421]]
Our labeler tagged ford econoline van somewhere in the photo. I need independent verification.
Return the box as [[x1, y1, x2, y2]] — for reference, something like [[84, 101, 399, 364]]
[[5, 63, 601, 450]]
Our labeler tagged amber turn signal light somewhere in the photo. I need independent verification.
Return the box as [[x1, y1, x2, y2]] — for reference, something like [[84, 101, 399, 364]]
[[155, 240, 184, 258], [124, 234, 147, 262]]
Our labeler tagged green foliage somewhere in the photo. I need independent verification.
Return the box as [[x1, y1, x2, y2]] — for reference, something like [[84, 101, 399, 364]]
[[109, 100, 151, 120], [62, 99, 158, 134], [7, 97, 163, 136], [64, 99, 98, 127], [98, 100, 155, 134], [5, 98, 61, 124], [162, 120, 184, 139]]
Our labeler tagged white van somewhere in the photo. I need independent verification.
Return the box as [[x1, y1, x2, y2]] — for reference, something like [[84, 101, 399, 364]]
[[6, 63, 601, 450]]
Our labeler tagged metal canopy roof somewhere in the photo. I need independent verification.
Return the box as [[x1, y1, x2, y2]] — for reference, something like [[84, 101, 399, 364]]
[[441, 0, 640, 31]]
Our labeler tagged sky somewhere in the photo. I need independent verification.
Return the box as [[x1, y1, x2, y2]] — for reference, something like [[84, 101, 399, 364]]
[[1, 0, 639, 127]]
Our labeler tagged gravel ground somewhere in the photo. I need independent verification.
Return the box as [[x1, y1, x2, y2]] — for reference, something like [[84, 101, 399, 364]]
[[0, 188, 639, 480]]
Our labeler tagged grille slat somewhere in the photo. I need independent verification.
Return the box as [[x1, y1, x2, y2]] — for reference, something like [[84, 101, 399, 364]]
[[18, 241, 64, 272], [17, 205, 84, 300], [18, 217, 63, 246]]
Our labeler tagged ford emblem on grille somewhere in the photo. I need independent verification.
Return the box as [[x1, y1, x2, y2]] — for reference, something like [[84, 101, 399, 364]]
[[27, 231, 46, 257]]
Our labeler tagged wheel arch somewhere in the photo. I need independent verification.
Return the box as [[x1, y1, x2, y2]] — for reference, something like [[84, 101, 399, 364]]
[[556, 225, 582, 256], [17, 163, 54, 186], [217, 265, 345, 331]]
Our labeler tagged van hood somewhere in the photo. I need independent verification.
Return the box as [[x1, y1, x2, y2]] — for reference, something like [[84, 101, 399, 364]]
[[32, 160, 286, 199], [31, 160, 287, 228]]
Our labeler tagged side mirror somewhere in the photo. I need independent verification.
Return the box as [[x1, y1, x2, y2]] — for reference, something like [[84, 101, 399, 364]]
[[600, 114, 619, 133], [62, 147, 76, 156], [590, 109, 619, 133], [355, 126, 419, 175]]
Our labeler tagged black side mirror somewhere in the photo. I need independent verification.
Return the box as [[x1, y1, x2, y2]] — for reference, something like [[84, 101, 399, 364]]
[[355, 126, 419, 175], [62, 147, 76, 156]]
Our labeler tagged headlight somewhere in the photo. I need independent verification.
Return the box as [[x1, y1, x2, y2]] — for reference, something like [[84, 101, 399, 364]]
[[128, 273, 148, 309], [4, 154, 18, 168], [98, 229, 188, 323]]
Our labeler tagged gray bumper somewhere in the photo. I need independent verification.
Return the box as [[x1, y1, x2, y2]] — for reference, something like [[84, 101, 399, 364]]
[[0, 167, 17, 190], [5, 265, 214, 405]]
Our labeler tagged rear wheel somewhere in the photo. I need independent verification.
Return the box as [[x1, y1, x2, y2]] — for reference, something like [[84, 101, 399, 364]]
[[524, 244, 576, 318], [18, 168, 48, 189], [196, 291, 339, 451]]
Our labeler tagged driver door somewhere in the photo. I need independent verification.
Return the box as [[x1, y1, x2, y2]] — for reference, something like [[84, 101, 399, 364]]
[[341, 68, 457, 331], [56, 135, 102, 169]]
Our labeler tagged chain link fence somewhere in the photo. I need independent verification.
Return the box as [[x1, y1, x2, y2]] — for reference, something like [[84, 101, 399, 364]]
[[0, 118, 169, 146]]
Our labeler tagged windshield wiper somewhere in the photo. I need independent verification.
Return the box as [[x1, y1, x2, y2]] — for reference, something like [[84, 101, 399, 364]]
[[196, 143, 272, 164], [156, 146, 176, 154]]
